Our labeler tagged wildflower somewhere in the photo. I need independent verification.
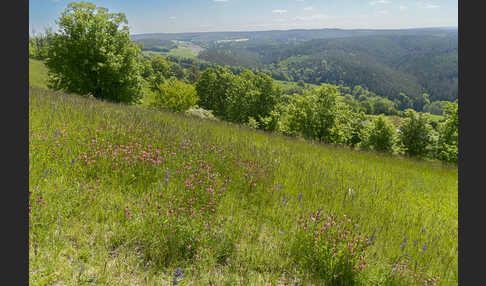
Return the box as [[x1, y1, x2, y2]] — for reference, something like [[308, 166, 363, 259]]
[[174, 268, 183, 278], [298, 193, 303, 202], [348, 188, 355, 196], [125, 207, 132, 219], [369, 228, 376, 245], [166, 169, 170, 186]]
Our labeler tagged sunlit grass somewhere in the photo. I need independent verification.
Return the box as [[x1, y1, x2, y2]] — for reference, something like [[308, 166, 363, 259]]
[[29, 87, 457, 285], [29, 59, 49, 89]]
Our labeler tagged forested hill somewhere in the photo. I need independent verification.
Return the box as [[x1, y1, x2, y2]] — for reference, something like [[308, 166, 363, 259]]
[[197, 31, 458, 103], [132, 28, 457, 104]]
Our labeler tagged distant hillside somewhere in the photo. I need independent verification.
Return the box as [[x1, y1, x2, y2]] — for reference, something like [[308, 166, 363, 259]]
[[198, 32, 458, 103], [132, 28, 457, 104], [131, 27, 457, 44]]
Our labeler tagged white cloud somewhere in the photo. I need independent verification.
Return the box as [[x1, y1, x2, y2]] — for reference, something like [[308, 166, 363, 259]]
[[424, 4, 439, 9], [377, 10, 389, 14], [213, 0, 229, 2], [272, 9, 288, 15], [417, 1, 440, 9], [369, 0, 391, 6], [399, 5, 408, 10], [311, 14, 328, 19], [304, 6, 314, 11], [296, 0, 305, 2], [294, 14, 329, 21], [169, 16, 176, 20]]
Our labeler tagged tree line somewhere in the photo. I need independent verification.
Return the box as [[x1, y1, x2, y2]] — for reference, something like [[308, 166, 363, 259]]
[[32, 2, 458, 164]]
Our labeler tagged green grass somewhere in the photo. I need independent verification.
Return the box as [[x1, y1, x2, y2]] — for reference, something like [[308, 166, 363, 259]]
[[142, 46, 200, 59], [29, 59, 49, 89], [29, 86, 457, 285], [167, 46, 199, 58]]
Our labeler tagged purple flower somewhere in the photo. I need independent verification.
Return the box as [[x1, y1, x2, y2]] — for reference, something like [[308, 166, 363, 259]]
[[166, 169, 170, 186], [174, 268, 182, 278]]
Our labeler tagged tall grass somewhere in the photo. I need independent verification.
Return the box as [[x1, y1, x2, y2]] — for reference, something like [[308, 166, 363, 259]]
[[29, 59, 49, 89], [29, 86, 457, 285]]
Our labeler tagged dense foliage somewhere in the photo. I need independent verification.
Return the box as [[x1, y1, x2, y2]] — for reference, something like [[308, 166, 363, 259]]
[[29, 28, 54, 60], [398, 110, 434, 158], [435, 102, 458, 163], [45, 2, 144, 103], [149, 78, 198, 112], [361, 115, 396, 153], [283, 84, 341, 143], [198, 33, 458, 106]]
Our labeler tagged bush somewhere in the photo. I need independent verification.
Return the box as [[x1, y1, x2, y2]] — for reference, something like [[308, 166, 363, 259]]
[[185, 106, 217, 121], [362, 115, 396, 153], [435, 102, 458, 163], [245, 117, 260, 129], [150, 78, 198, 112], [398, 110, 433, 158]]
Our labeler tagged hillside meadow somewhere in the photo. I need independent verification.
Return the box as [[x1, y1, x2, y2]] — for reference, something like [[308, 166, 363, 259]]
[[29, 83, 457, 285], [29, 58, 49, 89]]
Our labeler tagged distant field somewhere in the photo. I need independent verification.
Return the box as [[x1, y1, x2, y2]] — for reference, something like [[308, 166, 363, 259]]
[[168, 46, 200, 58], [142, 43, 202, 59], [29, 87, 457, 285], [29, 59, 48, 89]]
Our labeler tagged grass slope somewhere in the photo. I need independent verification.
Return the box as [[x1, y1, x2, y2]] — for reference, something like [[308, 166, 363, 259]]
[[29, 87, 457, 285], [29, 59, 49, 89]]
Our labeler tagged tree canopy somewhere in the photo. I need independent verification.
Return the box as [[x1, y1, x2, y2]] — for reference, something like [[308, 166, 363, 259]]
[[46, 2, 144, 103]]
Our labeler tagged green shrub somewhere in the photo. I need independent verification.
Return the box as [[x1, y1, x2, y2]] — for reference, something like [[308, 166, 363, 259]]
[[362, 115, 396, 153], [398, 110, 433, 158], [245, 117, 260, 129], [150, 78, 198, 112], [435, 102, 458, 163], [185, 106, 218, 120]]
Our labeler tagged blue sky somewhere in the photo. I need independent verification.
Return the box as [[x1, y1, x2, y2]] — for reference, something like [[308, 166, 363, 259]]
[[30, 0, 458, 35]]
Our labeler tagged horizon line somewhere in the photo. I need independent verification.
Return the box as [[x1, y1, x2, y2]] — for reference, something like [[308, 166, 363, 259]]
[[130, 26, 458, 36]]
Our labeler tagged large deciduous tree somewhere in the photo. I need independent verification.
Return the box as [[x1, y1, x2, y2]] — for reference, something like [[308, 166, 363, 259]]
[[285, 84, 340, 143], [46, 2, 143, 103]]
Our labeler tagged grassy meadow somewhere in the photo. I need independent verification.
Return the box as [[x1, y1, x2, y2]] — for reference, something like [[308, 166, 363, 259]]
[[141, 46, 200, 59], [29, 81, 457, 285], [29, 59, 49, 89]]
